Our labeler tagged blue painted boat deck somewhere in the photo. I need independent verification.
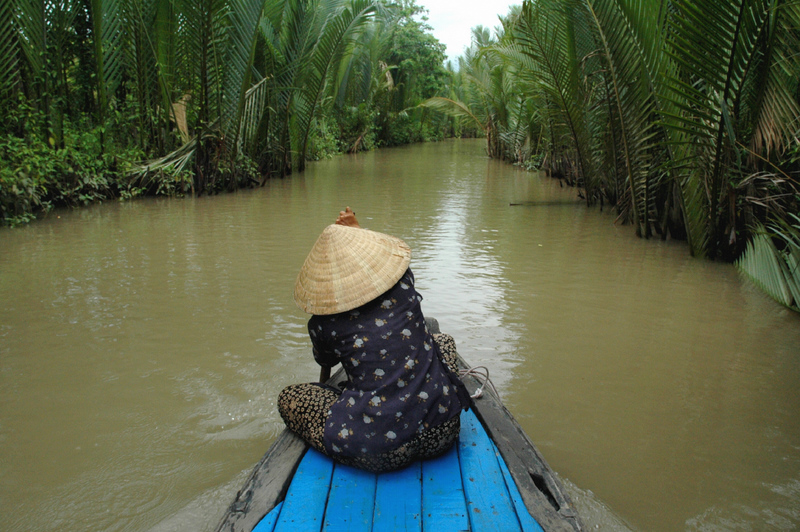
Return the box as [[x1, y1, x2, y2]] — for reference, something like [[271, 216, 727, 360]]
[[253, 409, 545, 532]]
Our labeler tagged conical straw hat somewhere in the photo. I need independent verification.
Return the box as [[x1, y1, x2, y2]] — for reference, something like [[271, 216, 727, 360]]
[[294, 224, 412, 315]]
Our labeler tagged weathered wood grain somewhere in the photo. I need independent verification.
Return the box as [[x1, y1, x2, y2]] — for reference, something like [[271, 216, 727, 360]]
[[214, 430, 307, 532], [421, 444, 469, 531], [373, 462, 422, 531], [497, 443, 545, 532], [251, 502, 282, 532], [458, 409, 522, 531]]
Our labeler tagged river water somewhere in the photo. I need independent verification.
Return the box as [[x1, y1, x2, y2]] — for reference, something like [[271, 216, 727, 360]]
[[1, 139, 799, 531]]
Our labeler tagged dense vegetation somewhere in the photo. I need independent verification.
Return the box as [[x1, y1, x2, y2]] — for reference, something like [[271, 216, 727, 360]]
[[3, 0, 798, 311], [0, 0, 452, 225], [427, 0, 800, 311]]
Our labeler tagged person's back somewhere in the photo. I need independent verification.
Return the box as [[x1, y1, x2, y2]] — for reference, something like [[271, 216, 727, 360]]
[[278, 208, 470, 473], [308, 269, 463, 459]]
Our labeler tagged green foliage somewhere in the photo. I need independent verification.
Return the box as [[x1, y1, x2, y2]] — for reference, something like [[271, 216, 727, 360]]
[[340, 0, 449, 146], [383, 2, 448, 105], [0, 0, 456, 227], [440, 0, 799, 257], [334, 104, 377, 153], [423, 14, 557, 163], [0, 120, 125, 226], [425, 0, 800, 307], [382, 111, 416, 145], [307, 117, 343, 160], [737, 214, 800, 311]]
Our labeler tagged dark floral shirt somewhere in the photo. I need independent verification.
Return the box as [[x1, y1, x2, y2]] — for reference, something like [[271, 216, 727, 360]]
[[309, 269, 467, 459]]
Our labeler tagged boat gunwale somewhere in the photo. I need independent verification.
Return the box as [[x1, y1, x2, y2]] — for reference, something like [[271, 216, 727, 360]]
[[455, 355, 581, 531]]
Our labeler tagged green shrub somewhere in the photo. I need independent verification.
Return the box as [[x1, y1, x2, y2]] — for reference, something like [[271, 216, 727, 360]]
[[307, 117, 341, 160], [0, 120, 140, 226], [334, 104, 377, 153]]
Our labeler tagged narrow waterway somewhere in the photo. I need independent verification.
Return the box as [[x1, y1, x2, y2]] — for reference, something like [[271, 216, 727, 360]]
[[1, 139, 799, 531]]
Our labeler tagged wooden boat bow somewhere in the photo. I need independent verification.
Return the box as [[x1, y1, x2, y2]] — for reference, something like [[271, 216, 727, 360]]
[[215, 323, 582, 531]]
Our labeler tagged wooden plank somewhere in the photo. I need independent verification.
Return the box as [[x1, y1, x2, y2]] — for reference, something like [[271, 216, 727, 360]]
[[497, 448, 545, 532], [274, 449, 334, 532], [456, 356, 582, 531], [322, 463, 377, 532], [372, 462, 422, 532], [251, 502, 282, 532], [214, 430, 308, 532], [421, 443, 469, 531], [458, 408, 522, 531]]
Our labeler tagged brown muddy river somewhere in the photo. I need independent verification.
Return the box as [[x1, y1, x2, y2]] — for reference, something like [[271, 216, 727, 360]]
[[1, 139, 799, 531]]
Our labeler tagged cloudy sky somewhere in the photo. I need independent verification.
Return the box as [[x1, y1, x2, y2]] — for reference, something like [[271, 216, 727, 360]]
[[418, 0, 519, 63]]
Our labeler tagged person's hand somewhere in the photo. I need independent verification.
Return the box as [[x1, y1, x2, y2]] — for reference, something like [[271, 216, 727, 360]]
[[335, 207, 360, 228]]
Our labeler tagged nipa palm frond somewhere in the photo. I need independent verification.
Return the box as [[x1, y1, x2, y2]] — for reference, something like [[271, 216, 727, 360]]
[[223, 0, 268, 143], [290, 0, 377, 171], [661, 0, 774, 258], [745, 2, 800, 158], [583, 0, 661, 235], [0, 0, 21, 103], [513, 0, 596, 196], [419, 96, 486, 131], [737, 214, 800, 311]]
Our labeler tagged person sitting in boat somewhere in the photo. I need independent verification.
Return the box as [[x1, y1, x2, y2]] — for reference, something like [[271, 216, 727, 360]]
[[278, 207, 471, 473]]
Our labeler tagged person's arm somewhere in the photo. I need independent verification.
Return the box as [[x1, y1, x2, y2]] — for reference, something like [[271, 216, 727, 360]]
[[335, 206, 360, 228], [318, 355, 331, 383], [311, 333, 337, 382]]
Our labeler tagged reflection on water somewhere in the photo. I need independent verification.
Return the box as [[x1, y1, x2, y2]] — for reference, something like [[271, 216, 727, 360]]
[[1, 140, 799, 531]]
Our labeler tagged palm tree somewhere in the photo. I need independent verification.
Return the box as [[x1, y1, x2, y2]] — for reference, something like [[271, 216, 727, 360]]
[[434, 0, 800, 309], [127, 0, 379, 187], [1, 0, 380, 193], [421, 22, 536, 162], [654, 0, 797, 259]]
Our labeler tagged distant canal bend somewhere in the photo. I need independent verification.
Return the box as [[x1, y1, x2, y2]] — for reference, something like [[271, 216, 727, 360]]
[[1, 139, 799, 531]]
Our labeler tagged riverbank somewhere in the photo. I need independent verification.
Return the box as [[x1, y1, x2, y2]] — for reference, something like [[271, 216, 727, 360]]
[[0, 131, 461, 228]]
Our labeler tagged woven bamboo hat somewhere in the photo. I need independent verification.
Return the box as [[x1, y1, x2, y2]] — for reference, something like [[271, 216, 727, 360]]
[[294, 224, 412, 315]]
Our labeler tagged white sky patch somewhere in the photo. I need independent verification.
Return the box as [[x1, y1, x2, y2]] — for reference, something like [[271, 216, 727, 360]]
[[418, 0, 520, 63]]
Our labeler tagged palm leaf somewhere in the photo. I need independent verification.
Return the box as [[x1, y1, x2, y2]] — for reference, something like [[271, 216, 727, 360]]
[[223, 0, 268, 143], [131, 137, 199, 180], [511, 0, 596, 194], [15, 0, 45, 82], [582, 0, 661, 235], [290, 0, 378, 171], [745, 2, 800, 157], [0, 0, 20, 102], [419, 96, 486, 130], [90, 0, 126, 116], [737, 214, 800, 311], [332, 13, 392, 109], [239, 75, 271, 153], [661, 0, 774, 258], [124, 0, 162, 148]]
